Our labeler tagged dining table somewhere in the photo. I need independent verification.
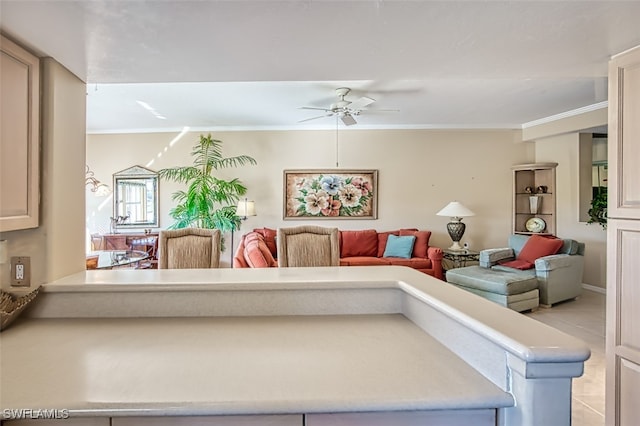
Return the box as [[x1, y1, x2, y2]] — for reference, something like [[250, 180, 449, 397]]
[[86, 250, 149, 270]]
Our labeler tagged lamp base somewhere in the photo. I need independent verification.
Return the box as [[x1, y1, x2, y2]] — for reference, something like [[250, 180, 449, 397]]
[[446, 220, 466, 252], [448, 241, 465, 251]]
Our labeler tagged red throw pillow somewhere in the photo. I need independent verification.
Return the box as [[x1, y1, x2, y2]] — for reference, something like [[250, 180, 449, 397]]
[[377, 231, 399, 257], [340, 230, 378, 257], [499, 259, 535, 270], [399, 229, 431, 258], [517, 235, 564, 264]]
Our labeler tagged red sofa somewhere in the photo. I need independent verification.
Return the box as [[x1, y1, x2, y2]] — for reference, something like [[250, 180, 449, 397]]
[[233, 228, 443, 279]]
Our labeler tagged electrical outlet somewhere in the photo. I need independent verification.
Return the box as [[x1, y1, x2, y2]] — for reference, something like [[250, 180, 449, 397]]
[[10, 256, 30, 287]]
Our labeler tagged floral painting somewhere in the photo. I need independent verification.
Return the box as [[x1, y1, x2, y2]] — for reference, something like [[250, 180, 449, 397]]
[[284, 170, 378, 219]]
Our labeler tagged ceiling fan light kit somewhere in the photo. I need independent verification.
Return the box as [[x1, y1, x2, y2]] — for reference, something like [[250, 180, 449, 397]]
[[299, 87, 394, 126]]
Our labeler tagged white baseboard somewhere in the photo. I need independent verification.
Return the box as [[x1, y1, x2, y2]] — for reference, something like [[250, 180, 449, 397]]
[[582, 283, 606, 294]]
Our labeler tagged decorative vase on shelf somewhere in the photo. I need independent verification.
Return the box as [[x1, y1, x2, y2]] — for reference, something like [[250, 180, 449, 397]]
[[529, 196, 541, 214]]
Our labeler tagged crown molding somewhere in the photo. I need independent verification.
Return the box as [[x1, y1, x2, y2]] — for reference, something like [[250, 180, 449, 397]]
[[521, 101, 608, 129]]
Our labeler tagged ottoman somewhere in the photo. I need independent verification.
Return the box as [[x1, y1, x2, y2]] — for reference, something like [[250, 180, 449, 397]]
[[445, 265, 539, 312]]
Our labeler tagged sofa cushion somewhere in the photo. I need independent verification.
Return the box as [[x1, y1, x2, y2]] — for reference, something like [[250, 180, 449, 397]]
[[340, 229, 378, 258], [383, 235, 416, 259], [377, 231, 399, 257], [244, 237, 277, 268], [253, 227, 277, 257], [340, 256, 392, 266], [517, 234, 564, 264], [399, 229, 431, 258], [447, 265, 538, 295]]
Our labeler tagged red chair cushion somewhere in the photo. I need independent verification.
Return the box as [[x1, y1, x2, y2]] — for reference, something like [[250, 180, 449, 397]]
[[517, 235, 564, 264], [499, 259, 535, 270]]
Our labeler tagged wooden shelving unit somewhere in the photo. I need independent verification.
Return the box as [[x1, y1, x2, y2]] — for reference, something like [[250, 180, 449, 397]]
[[512, 163, 558, 236]]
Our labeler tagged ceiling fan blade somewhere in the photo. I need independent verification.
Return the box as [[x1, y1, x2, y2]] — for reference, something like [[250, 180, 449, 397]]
[[362, 108, 400, 113], [299, 106, 333, 112], [298, 114, 333, 123], [341, 114, 357, 126], [348, 96, 375, 111]]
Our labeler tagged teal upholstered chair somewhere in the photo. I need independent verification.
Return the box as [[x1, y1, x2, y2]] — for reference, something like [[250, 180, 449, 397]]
[[446, 234, 585, 310]]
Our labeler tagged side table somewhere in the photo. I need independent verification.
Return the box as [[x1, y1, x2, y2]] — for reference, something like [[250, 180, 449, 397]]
[[442, 248, 480, 270]]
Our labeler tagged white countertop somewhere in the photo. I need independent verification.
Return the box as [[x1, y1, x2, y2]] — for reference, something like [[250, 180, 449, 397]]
[[0, 314, 511, 416]]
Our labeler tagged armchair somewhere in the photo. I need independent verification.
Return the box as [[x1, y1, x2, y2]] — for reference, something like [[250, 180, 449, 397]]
[[446, 234, 585, 311], [480, 234, 585, 306]]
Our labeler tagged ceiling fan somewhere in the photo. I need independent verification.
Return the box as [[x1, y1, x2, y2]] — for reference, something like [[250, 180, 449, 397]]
[[299, 87, 395, 126]]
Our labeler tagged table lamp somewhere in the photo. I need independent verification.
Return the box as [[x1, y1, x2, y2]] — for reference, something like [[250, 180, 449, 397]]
[[436, 201, 475, 251]]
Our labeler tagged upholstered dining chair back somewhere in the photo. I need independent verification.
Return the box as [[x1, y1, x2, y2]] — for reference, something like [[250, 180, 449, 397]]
[[277, 226, 340, 267], [158, 228, 221, 269], [90, 233, 104, 251]]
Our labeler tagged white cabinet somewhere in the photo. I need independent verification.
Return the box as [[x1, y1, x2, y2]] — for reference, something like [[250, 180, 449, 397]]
[[512, 163, 557, 236], [306, 410, 495, 426], [111, 415, 302, 426], [0, 35, 40, 232], [2, 419, 108, 426], [606, 44, 640, 426], [2, 415, 300, 426]]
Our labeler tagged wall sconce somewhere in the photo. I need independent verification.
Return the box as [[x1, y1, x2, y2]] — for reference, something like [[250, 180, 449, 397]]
[[85, 165, 111, 196]]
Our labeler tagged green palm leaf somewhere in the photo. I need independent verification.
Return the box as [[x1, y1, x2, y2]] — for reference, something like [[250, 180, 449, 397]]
[[159, 134, 257, 234]]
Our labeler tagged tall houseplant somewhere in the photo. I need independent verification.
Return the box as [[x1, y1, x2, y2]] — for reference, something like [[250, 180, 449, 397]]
[[587, 187, 607, 229], [158, 134, 256, 241]]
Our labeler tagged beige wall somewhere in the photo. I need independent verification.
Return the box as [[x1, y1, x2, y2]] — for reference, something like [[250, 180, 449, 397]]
[[0, 59, 86, 291], [535, 133, 607, 289], [87, 129, 533, 266]]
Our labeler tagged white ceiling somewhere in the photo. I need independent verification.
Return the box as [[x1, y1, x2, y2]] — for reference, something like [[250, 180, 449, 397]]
[[2, 0, 639, 133]]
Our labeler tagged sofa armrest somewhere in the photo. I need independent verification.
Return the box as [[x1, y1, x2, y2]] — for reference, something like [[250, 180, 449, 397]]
[[534, 253, 585, 306], [479, 248, 514, 268], [534, 254, 576, 272], [233, 236, 249, 268], [427, 246, 443, 261], [427, 247, 444, 280]]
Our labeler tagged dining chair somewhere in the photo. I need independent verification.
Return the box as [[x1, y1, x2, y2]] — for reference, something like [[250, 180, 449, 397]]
[[90, 233, 104, 251], [158, 228, 221, 269], [276, 226, 340, 267]]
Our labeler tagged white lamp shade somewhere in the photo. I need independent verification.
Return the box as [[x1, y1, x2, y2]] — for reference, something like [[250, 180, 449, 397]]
[[436, 201, 475, 218], [236, 200, 256, 217]]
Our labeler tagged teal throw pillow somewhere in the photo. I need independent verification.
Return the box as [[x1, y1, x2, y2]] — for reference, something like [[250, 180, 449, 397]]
[[383, 234, 416, 259]]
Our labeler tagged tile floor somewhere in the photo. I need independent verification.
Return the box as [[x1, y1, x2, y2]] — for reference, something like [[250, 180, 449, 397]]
[[525, 289, 606, 426]]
